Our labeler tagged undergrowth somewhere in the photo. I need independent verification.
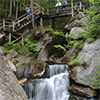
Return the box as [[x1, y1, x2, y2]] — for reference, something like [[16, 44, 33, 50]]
[[1, 34, 38, 56]]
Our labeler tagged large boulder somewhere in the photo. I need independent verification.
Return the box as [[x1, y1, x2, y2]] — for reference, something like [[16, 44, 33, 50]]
[[70, 39, 100, 88], [77, 11, 85, 18], [69, 84, 97, 97], [6, 49, 18, 60], [0, 48, 28, 100], [64, 20, 81, 30], [70, 27, 85, 39], [64, 11, 90, 31], [80, 16, 90, 27], [37, 40, 64, 61]]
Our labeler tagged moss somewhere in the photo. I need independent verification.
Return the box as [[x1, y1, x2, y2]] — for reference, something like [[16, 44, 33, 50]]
[[71, 59, 87, 68], [71, 68, 76, 78], [86, 38, 95, 43]]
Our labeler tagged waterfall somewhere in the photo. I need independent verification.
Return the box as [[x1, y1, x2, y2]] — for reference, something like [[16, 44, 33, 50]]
[[24, 64, 70, 100]]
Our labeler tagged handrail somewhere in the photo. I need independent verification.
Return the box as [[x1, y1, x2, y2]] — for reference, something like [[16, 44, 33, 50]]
[[44, 1, 89, 9], [0, 1, 90, 32], [15, 6, 43, 21]]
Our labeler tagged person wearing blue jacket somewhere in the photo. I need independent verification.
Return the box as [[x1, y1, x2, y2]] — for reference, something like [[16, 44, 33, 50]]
[[26, 6, 31, 16], [62, 0, 67, 10]]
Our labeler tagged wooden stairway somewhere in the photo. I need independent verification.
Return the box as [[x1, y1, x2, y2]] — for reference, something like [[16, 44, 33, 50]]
[[0, 1, 91, 33]]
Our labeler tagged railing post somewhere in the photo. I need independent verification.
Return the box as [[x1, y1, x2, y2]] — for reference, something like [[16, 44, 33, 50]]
[[71, 0, 74, 17], [39, 5, 41, 14], [80, 2, 82, 10], [75, 3, 77, 10], [90, 3, 92, 8], [47, 9, 49, 15], [40, 17, 43, 26], [3, 19, 5, 30], [12, 21, 15, 32], [49, 18, 52, 27], [18, 20, 20, 26], [9, 33, 11, 42], [22, 36, 24, 46], [52, 18, 55, 31], [56, 6, 59, 14]]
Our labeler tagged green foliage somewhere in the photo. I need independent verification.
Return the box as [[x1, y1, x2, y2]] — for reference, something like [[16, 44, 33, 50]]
[[85, 5, 100, 17], [54, 45, 66, 52], [69, 53, 77, 62], [25, 38, 38, 56], [88, 14, 100, 39], [71, 58, 87, 67], [71, 68, 76, 77], [89, 0, 100, 5], [92, 66, 100, 89], [1, 38, 23, 54], [46, 26, 64, 36], [65, 36, 84, 62], [1, 34, 38, 56]]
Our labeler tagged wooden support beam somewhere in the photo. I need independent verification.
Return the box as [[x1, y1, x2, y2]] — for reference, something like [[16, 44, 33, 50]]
[[12, 21, 15, 32], [3, 19, 5, 30], [52, 18, 55, 31], [75, 3, 77, 10], [47, 9, 49, 15], [9, 33, 11, 42], [30, 0, 35, 29], [49, 18, 52, 27], [40, 17, 43, 27], [71, 0, 74, 17], [80, 2, 82, 10], [22, 36, 24, 46]]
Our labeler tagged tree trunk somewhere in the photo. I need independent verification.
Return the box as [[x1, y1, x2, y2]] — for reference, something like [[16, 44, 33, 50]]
[[9, 0, 12, 17], [16, 0, 18, 19], [30, 0, 35, 29]]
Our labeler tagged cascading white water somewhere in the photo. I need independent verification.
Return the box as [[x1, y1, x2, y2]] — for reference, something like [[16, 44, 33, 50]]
[[24, 64, 70, 100]]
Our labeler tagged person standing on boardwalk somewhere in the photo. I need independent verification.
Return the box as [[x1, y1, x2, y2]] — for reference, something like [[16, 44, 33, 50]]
[[62, 0, 67, 10], [55, 0, 62, 14], [26, 6, 31, 16]]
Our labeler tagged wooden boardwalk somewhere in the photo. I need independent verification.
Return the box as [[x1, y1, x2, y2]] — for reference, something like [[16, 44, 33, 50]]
[[0, 1, 90, 33]]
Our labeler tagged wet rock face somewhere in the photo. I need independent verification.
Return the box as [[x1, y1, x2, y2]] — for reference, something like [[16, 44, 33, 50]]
[[15, 61, 47, 79], [69, 84, 97, 97], [70, 39, 100, 88], [0, 48, 28, 100], [68, 95, 95, 100]]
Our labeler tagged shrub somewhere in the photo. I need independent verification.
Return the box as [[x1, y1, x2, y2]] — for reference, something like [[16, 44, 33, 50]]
[[1, 34, 38, 56], [54, 45, 66, 52], [46, 26, 64, 36], [25, 39, 38, 56], [91, 66, 100, 89], [88, 14, 100, 39]]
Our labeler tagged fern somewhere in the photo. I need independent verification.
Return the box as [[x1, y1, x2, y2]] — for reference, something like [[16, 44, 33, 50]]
[[54, 45, 66, 52], [91, 66, 100, 89]]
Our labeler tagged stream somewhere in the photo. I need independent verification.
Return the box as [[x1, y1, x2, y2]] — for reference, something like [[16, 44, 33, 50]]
[[24, 64, 70, 100], [23, 64, 96, 100]]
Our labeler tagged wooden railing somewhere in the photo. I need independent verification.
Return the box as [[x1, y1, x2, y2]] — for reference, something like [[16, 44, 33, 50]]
[[0, 1, 90, 32], [44, 1, 90, 17], [1, 7, 43, 32]]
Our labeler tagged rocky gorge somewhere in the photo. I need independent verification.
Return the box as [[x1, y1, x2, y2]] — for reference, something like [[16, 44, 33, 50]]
[[0, 11, 100, 100]]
